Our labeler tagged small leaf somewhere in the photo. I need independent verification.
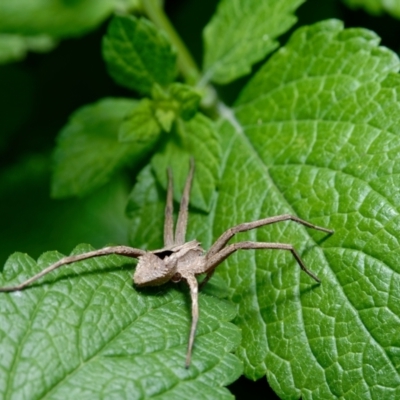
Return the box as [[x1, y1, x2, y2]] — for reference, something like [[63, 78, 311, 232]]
[[52, 97, 153, 198], [169, 83, 201, 121], [0, 245, 242, 398], [154, 108, 175, 132], [102, 15, 177, 94], [202, 0, 304, 84], [0, 34, 56, 64], [342, 0, 400, 18], [151, 114, 222, 213], [0, 0, 123, 38], [119, 98, 161, 142], [150, 83, 202, 131]]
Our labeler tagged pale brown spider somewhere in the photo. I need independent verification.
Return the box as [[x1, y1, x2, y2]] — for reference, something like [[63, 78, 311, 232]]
[[0, 160, 333, 367]]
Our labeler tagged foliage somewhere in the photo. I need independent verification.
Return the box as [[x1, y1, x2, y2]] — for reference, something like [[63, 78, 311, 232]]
[[2, 0, 400, 399], [342, 0, 400, 18], [0, 0, 140, 63]]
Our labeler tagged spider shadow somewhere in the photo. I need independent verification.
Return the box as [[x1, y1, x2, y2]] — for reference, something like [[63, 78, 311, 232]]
[[133, 281, 178, 299], [314, 231, 332, 246]]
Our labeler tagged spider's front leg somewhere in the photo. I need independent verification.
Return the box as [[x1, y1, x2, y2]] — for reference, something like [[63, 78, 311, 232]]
[[0, 246, 145, 292], [204, 241, 322, 283]]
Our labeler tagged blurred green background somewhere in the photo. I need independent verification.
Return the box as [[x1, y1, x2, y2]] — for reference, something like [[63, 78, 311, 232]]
[[1, 0, 400, 398]]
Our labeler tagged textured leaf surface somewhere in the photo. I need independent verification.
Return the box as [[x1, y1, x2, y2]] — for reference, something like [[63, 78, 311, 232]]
[[103, 15, 177, 94], [52, 98, 157, 198], [202, 0, 304, 85], [0, 245, 242, 399], [130, 20, 400, 399], [342, 0, 400, 18]]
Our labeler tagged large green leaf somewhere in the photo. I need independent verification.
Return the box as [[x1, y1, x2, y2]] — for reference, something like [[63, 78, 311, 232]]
[[342, 0, 400, 18], [202, 0, 304, 85], [129, 20, 400, 399], [0, 245, 242, 399], [52, 97, 158, 198], [102, 15, 177, 95]]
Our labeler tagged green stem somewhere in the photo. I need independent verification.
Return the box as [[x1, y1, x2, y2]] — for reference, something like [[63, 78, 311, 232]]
[[141, 0, 201, 85]]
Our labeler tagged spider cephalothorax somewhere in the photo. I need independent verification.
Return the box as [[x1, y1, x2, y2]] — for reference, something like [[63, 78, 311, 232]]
[[134, 240, 205, 287], [0, 159, 333, 367]]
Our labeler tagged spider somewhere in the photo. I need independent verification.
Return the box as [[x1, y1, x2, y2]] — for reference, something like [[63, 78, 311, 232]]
[[0, 159, 333, 367]]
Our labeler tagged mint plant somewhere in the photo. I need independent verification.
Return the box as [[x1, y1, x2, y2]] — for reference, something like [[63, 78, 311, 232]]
[[2, 0, 400, 399]]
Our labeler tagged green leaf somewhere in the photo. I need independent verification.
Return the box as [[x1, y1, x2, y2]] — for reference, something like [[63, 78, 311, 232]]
[[0, 0, 134, 39], [342, 0, 400, 18], [0, 245, 242, 398], [102, 15, 177, 94], [52, 97, 157, 198], [0, 154, 131, 263], [130, 20, 400, 399], [202, 0, 304, 85], [151, 114, 222, 213], [0, 34, 56, 64], [119, 98, 162, 142]]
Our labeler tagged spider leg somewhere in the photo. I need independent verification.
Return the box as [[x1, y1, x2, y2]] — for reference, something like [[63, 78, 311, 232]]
[[174, 158, 195, 245], [203, 241, 321, 286], [0, 246, 145, 292], [184, 274, 199, 368], [207, 214, 333, 260], [164, 167, 175, 247]]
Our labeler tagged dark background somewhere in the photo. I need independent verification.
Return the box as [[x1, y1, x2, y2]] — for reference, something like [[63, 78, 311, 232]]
[[1, 0, 399, 397]]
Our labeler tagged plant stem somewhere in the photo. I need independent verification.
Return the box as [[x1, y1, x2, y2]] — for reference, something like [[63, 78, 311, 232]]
[[141, 0, 201, 85]]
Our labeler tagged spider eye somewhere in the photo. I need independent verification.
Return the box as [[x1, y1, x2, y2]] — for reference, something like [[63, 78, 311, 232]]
[[154, 250, 173, 259]]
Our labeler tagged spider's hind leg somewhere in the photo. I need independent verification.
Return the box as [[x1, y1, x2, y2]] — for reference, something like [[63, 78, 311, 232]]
[[202, 241, 321, 288], [207, 214, 333, 260]]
